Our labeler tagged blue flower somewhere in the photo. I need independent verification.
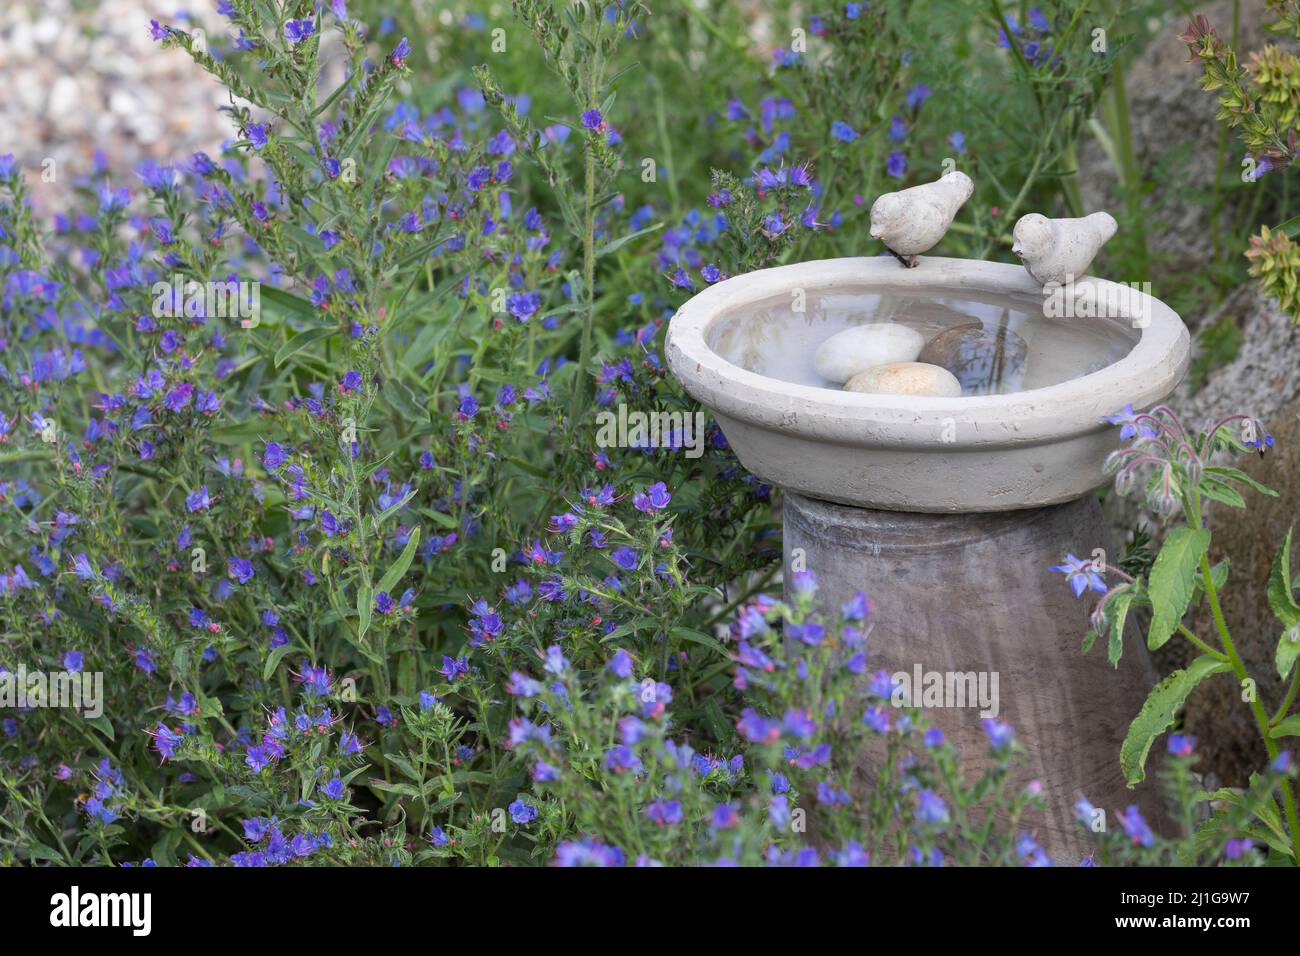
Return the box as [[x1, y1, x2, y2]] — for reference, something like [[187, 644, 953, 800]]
[[1120, 804, 1154, 847], [1102, 404, 1158, 441], [284, 19, 315, 44], [1051, 552, 1107, 598], [983, 718, 1016, 750], [227, 557, 255, 585], [831, 120, 857, 143], [508, 799, 538, 824], [916, 789, 949, 826]]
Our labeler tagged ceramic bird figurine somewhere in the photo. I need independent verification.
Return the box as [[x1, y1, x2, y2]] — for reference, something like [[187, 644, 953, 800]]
[[1011, 211, 1117, 287], [869, 170, 974, 268]]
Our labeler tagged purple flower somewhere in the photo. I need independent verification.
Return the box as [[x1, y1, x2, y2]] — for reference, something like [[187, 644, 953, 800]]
[[831, 120, 857, 143], [886, 150, 907, 179], [645, 799, 683, 826], [150, 723, 183, 761], [916, 788, 949, 826], [632, 481, 671, 513], [607, 648, 634, 678], [390, 36, 411, 67], [320, 777, 344, 799], [263, 441, 286, 470], [1167, 733, 1197, 757], [284, 19, 315, 43], [610, 546, 639, 571], [905, 83, 932, 111], [227, 557, 255, 585], [509, 799, 538, 824], [1120, 804, 1154, 847], [247, 123, 269, 150], [63, 650, 84, 673], [1224, 837, 1253, 860], [983, 718, 1015, 750], [581, 109, 605, 130]]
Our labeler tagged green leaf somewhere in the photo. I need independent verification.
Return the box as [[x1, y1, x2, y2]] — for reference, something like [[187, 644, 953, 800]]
[[1270, 714, 1300, 738], [1203, 465, 1278, 498], [25, 842, 65, 863], [377, 527, 421, 596], [595, 221, 664, 257], [264, 643, 294, 682], [86, 714, 115, 741], [1121, 655, 1232, 786], [418, 508, 458, 530], [275, 327, 335, 368], [1197, 477, 1245, 509], [260, 285, 317, 323], [1277, 627, 1300, 681], [1268, 530, 1300, 626], [670, 626, 728, 658], [357, 583, 373, 640], [1276, 213, 1300, 238], [1146, 527, 1211, 651], [383, 376, 428, 424], [1107, 587, 1137, 668], [1268, 531, 1300, 679]]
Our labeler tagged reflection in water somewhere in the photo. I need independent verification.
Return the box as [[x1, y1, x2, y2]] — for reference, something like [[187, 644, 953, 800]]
[[705, 288, 1139, 396]]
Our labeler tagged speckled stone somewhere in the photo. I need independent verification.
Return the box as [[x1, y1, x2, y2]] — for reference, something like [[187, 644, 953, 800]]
[[917, 323, 1029, 395], [843, 361, 962, 398]]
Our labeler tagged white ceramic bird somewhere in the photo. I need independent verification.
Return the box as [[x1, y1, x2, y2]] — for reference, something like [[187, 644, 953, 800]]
[[1011, 211, 1117, 287], [869, 171, 974, 268]]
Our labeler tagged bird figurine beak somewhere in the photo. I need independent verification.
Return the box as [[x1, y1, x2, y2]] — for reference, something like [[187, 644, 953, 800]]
[[1011, 240, 1022, 257], [869, 224, 883, 239]]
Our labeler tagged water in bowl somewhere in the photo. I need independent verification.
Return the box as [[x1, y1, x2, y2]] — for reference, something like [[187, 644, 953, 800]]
[[705, 287, 1139, 396]]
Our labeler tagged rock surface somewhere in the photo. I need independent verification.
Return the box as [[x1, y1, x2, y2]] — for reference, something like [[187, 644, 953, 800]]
[[813, 323, 925, 383], [843, 361, 962, 397], [917, 322, 1028, 395]]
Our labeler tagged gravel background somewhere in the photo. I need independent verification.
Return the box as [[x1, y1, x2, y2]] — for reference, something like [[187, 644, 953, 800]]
[[0, 0, 232, 212]]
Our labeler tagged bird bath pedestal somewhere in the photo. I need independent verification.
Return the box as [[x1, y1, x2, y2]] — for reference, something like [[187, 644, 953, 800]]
[[666, 256, 1191, 861]]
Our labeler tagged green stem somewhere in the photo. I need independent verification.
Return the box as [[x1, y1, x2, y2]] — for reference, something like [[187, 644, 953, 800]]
[[1200, 554, 1300, 861], [1178, 624, 1229, 662]]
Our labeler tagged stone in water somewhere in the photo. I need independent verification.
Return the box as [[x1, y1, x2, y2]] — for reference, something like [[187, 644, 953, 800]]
[[843, 362, 962, 398], [813, 323, 925, 384], [917, 323, 1028, 395]]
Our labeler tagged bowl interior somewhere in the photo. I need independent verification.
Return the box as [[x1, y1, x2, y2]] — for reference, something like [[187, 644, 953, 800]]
[[703, 285, 1140, 396]]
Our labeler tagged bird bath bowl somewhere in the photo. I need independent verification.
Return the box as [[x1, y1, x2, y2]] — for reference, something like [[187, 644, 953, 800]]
[[666, 255, 1191, 860]]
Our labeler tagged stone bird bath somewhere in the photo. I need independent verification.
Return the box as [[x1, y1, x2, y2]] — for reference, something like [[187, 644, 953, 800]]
[[665, 255, 1190, 860]]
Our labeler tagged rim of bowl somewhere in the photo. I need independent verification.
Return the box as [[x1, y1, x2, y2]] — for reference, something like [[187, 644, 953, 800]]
[[664, 256, 1190, 450]]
